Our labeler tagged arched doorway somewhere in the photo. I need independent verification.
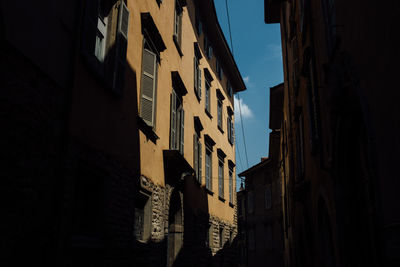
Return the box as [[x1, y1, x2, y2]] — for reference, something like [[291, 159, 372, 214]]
[[167, 190, 183, 267]]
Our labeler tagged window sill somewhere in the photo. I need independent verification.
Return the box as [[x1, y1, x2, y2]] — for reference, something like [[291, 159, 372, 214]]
[[205, 188, 214, 195], [137, 116, 159, 144], [173, 35, 183, 57], [218, 196, 226, 202], [218, 125, 224, 134], [205, 109, 213, 119]]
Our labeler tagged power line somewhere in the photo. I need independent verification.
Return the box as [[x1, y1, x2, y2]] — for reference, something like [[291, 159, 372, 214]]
[[225, 0, 249, 170], [237, 94, 249, 169], [225, 0, 234, 54]]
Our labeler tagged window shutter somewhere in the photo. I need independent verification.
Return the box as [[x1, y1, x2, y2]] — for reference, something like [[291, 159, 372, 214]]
[[205, 86, 209, 111], [231, 119, 233, 143], [179, 108, 185, 155], [194, 57, 198, 91], [198, 141, 202, 183], [141, 48, 157, 126], [81, 0, 98, 59], [170, 92, 177, 149], [229, 172, 232, 203], [218, 164, 222, 197], [178, 10, 182, 45], [217, 103, 222, 127], [227, 117, 230, 141], [205, 151, 211, 190], [112, 1, 130, 94], [198, 68, 202, 99], [193, 134, 198, 178], [118, 1, 130, 40]]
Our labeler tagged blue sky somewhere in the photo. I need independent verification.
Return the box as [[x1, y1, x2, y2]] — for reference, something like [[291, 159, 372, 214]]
[[213, 0, 284, 190]]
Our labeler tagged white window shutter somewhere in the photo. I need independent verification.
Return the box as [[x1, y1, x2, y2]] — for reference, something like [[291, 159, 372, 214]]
[[198, 141, 202, 183], [170, 92, 177, 149], [179, 109, 185, 155], [193, 134, 198, 178], [118, 1, 130, 40], [198, 68, 202, 99], [141, 48, 157, 126], [194, 57, 198, 91]]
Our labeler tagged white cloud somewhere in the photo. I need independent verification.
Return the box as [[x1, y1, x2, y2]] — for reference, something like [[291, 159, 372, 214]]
[[242, 75, 253, 87], [266, 44, 282, 61], [234, 96, 253, 121]]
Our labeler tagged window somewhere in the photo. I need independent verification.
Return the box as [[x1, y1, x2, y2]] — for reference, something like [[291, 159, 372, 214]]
[[206, 224, 213, 247], [95, 16, 107, 62], [169, 89, 184, 154], [194, 55, 202, 100], [204, 35, 213, 59], [217, 99, 223, 129], [265, 186, 272, 209], [193, 131, 202, 183], [173, 0, 183, 53], [217, 149, 226, 199], [140, 39, 158, 127], [216, 59, 222, 80], [219, 226, 224, 248], [205, 145, 212, 190], [227, 107, 234, 144], [248, 191, 254, 214], [218, 158, 224, 198], [134, 191, 152, 241], [205, 75, 211, 114], [229, 166, 233, 203], [81, 0, 129, 94], [205, 135, 215, 192]]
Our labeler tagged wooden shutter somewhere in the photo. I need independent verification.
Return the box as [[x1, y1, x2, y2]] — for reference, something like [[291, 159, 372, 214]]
[[170, 92, 177, 149], [217, 102, 222, 127], [198, 141, 202, 183], [205, 150, 211, 189], [118, 1, 130, 40], [193, 134, 198, 178], [218, 163, 223, 197], [178, 10, 182, 45], [198, 67, 202, 99], [227, 117, 231, 141], [179, 109, 185, 155], [194, 57, 198, 92], [229, 171, 232, 202], [231, 118, 233, 143], [141, 48, 157, 126]]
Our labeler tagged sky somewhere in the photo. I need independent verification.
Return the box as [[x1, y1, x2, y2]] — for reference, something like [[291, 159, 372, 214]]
[[213, 0, 284, 190]]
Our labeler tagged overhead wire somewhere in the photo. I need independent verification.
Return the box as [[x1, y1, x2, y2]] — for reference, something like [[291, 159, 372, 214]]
[[224, 0, 249, 171]]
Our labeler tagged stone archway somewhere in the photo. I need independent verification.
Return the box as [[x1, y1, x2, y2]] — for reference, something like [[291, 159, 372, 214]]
[[167, 189, 183, 267]]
